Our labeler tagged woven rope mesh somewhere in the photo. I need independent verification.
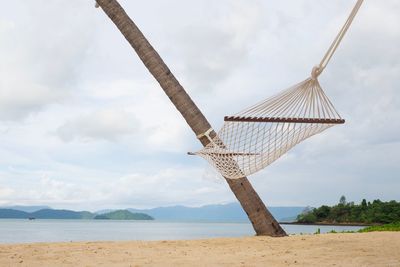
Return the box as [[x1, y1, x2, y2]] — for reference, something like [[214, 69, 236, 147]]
[[193, 78, 344, 179]]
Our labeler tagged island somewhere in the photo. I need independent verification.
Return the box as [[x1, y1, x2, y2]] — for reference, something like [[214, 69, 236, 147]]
[[94, 210, 154, 220], [296, 196, 400, 225]]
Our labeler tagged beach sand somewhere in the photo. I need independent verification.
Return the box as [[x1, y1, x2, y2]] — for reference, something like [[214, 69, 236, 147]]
[[0, 232, 399, 266]]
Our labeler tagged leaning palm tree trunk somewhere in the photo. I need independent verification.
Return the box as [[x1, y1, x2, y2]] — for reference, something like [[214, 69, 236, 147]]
[[96, 0, 286, 237]]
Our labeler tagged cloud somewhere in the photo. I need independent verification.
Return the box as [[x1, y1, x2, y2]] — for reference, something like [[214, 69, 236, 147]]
[[56, 108, 140, 142], [78, 79, 194, 152], [31, 177, 91, 204], [100, 167, 230, 209], [0, 167, 231, 210], [0, 176, 101, 207], [0, 0, 399, 210], [0, 80, 62, 121], [169, 0, 264, 92], [0, 1, 95, 121], [0, 186, 14, 201]]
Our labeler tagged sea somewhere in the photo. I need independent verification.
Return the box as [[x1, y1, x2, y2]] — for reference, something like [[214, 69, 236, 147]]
[[0, 220, 365, 244]]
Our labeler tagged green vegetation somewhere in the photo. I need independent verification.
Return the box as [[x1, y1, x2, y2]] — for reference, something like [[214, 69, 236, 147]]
[[297, 197, 400, 224], [327, 229, 357, 234], [94, 210, 154, 220], [358, 222, 400, 232], [326, 223, 400, 234]]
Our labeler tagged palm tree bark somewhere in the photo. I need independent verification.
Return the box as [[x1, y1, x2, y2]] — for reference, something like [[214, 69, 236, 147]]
[[95, 0, 286, 237]]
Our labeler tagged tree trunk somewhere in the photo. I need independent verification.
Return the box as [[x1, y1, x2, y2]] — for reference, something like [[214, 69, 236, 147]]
[[95, 0, 286, 237]]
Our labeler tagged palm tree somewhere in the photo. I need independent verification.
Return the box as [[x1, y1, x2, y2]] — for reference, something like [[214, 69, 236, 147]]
[[95, 0, 286, 237]]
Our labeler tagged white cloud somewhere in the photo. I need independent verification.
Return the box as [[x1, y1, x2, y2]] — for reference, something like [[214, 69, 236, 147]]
[[0, 0, 399, 210], [0, 1, 95, 121], [0, 186, 14, 201], [57, 108, 139, 142], [100, 167, 230, 208], [0, 167, 231, 210], [0, 80, 61, 121], [172, 2, 263, 92]]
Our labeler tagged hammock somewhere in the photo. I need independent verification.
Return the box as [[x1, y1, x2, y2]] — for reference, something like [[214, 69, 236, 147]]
[[189, 0, 363, 179]]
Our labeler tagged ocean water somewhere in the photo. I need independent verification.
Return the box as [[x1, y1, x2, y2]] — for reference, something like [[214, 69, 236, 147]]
[[0, 220, 364, 244]]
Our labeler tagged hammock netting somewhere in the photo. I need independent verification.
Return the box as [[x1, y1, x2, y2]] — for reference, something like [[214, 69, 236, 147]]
[[189, 0, 362, 179], [191, 77, 344, 179]]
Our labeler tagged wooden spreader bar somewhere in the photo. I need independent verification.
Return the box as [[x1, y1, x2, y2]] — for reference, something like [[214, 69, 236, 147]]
[[188, 151, 260, 156], [224, 116, 345, 124]]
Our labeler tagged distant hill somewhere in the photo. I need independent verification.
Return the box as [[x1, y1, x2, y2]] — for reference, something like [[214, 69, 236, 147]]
[[0, 208, 95, 219], [0, 205, 50, 213], [0, 208, 153, 220], [124, 203, 305, 222], [0, 209, 29, 219], [31, 209, 94, 219], [94, 210, 153, 220], [0, 203, 304, 222]]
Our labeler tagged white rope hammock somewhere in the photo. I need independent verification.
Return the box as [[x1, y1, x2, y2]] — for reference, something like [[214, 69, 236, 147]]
[[190, 0, 363, 179]]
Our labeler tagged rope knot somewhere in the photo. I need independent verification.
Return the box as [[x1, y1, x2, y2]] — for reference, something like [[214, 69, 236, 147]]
[[196, 128, 214, 143], [311, 66, 322, 80]]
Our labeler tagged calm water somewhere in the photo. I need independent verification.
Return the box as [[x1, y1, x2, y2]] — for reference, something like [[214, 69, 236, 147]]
[[0, 220, 364, 244]]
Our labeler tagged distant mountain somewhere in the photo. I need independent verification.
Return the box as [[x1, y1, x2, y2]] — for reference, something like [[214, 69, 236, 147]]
[[0, 203, 304, 222], [95, 209, 114, 215], [0, 209, 29, 219], [0, 208, 153, 220], [0, 205, 51, 213], [31, 209, 95, 219], [80, 211, 95, 220], [125, 203, 305, 222], [94, 210, 153, 220], [0, 208, 95, 219]]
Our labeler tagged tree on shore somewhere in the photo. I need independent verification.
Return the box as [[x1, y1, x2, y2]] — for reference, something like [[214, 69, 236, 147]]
[[339, 195, 347, 205], [297, 199, 400, 224]]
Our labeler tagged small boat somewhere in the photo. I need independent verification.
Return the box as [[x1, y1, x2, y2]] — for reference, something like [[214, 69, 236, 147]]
[[28, 217, 35, 220]]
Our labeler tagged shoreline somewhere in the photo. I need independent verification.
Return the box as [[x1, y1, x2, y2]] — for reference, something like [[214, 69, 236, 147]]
[[0, 218, 375, 226], [280, 221, 376, 227], [0, 232, 399, 266]]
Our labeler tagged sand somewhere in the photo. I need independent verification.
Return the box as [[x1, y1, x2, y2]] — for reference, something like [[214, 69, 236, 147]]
[[0, 232, 399, 266]]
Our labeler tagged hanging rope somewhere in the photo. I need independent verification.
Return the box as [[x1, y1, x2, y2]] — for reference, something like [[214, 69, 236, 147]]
[[312, 0, 363, 78], [190, 0, 363, 179]]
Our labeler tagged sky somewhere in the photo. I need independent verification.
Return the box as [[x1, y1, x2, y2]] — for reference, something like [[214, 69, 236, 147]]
[[0, 0, 399, 211]]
